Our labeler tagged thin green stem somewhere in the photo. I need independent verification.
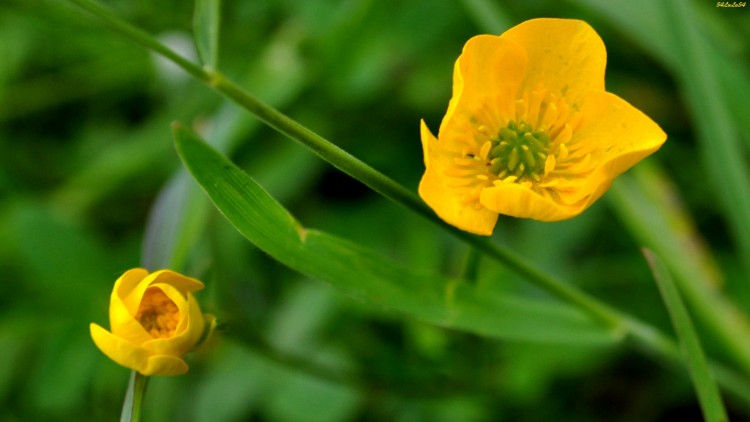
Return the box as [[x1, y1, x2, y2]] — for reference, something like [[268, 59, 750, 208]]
[[64, 0, 750, 401], [120, 371, 149, 422]]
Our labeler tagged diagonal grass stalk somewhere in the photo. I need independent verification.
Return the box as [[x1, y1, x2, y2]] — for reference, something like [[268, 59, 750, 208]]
[[65, 0, 750, 402], [645, 249, 729, 422]]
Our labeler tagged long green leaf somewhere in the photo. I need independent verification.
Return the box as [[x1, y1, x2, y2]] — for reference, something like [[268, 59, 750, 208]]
[[193, 0, 221, 69], [644, 249, 728, 422], [174, 124, 618, 344]]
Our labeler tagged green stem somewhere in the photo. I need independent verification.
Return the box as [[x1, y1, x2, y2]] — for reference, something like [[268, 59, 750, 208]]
[[120, 371, 149, 422], [64, 0, 750, 400]]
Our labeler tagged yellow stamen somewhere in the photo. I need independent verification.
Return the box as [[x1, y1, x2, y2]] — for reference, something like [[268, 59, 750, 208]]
[[136, 287, 180, 339], [479, 141, 492, 160], [544, 155, 556, 176]]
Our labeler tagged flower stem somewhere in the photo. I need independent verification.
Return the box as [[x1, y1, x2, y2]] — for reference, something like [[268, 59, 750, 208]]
[[120, 371, 148, 422]]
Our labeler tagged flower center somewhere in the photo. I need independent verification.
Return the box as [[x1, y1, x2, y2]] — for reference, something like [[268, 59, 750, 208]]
[[488, 121, 549, 179], [136, 287, 180, 339]]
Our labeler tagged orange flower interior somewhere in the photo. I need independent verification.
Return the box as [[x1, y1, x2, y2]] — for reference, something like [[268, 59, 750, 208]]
[[136, 287, 180, 339]]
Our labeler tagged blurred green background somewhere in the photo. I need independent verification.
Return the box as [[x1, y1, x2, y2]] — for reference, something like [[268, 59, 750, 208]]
[[1, 0, 749, 420]]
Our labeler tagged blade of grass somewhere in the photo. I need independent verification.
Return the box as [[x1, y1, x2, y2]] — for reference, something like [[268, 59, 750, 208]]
[[644, 248, 729, 422], [193, 0, 220, 70]]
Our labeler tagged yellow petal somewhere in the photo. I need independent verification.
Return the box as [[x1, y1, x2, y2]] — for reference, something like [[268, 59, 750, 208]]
[[419, 121, 498, 235], [149, 270, 205, 293], [109, 301, 152, 346], [139, 355, 189, 376], [501, 18, 606, 108], [90, 323, 152, 373], [558, 90, 667, 207], [479, 183, 578, 221], [578, 90, 666, 172], [121, 273, 154, 314], [440, 58, 465, 136], [109, 270, 152, 345], [113, 268, 149, 315], [440, 34, 527, 135]]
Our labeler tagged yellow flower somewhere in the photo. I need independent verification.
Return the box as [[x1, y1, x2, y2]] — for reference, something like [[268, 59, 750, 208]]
[[90, 268, 215, 376], [419, 18, 667, 235]]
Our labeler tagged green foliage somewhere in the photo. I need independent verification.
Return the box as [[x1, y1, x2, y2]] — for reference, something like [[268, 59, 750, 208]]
[[1, 0, 749, 420]]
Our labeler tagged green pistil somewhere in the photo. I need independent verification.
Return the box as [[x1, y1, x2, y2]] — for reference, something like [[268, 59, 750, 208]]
[[488, 121, 549, 178]]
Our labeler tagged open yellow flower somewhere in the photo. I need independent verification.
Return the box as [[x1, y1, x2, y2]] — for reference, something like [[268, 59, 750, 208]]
[[90, 268, 215, 376], [419, 18, 667, 235]]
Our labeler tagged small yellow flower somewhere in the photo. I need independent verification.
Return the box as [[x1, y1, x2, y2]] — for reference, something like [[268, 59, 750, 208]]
[[90, 268, 215, 376], [419, 18, 667, 235]]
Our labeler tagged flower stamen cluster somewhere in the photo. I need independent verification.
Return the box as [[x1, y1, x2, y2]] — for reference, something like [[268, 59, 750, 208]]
[[486, 121, 550, 179], [136, 287, 180, 339]]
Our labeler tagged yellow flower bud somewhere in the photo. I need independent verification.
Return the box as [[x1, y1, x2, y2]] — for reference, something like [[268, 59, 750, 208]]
[[90, 268, 215, 376]]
